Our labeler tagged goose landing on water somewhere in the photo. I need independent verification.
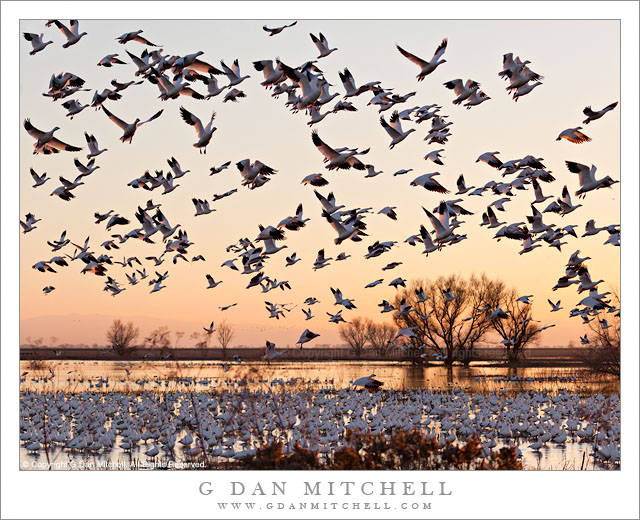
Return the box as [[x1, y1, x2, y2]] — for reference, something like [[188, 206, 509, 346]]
[[350, 374, 384, 391]]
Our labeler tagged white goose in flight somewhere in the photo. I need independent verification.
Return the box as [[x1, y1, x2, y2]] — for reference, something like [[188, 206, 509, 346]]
[[511, 81, 543, 102], [30, 168, 50, 188], [193, 198, 214, 216], [223, 88, 246, 103], [220, 59, 251, 86], [565, 161, 618, 198], [203, 321, 215, 334], [24, 119, 82, 155], [556, 186, 583, 215], [313, 249, 332, 270], [419, 225, 439, 255], [285, 253, 301, 266], [327, 310, 347, 324], [531, 178, 552, 204], [464, 90, 491, 109], [314, 190, 344, 214], [301, 173, 328, 187], [20, 213, 41, 233], [84, 132, 107, 159], [46, 20, 87, 48], [310, 32, 338, 58], [338, 68, 380, 98], [74, 157, 99, 177], [23, 32, 53, 55], [443, 78, 479, 104], [97, 53, 126, 67], [379, 111, 416, 149], [264, 340, 287, 361], [297, 329, 320, 348], [396, 38, 448, 81], [548, 299, 562, 312], [476, 151, 503, 169], [582, 102, 618, 124], [422, 203, 453, 241], [556, 127, 591, 144], [116, 30, 160, 46], [253, 59, 284, 87], [149, 68, 205, 101], [263, 21, 297, 37], [331, 287, 356, 309], [179, 107, 216, 153], [410, 172, 449, 193], [322, 211, 366, 245], [424, 149, 445, 165], [102, 106, 163, 144], [311, 131, 368, 171], [205, 274, 222, 289], [583, 221, 610, 240]]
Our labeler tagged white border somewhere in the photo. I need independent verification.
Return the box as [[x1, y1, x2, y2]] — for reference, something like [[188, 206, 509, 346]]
[[2, 2, 638, 519]]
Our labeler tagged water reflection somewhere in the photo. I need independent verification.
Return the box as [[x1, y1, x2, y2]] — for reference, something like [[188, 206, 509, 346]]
[[19, 360, 619, 395]]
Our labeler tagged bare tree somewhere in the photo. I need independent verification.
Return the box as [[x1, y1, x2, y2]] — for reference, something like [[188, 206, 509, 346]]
[[339, 317, 370, 357], [485, 287, 542, 362], [174, 330, 185, 348], [49, 336, 58, 347], [367, 322, 398, 357], [107, 319, 139, 357], [216, 320, 234, 359], [582, 289, 620, 376], [393, 274, 505, 365]]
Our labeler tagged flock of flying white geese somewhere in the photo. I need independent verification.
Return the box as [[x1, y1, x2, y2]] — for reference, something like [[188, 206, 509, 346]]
[[22, 20, 620, 362]]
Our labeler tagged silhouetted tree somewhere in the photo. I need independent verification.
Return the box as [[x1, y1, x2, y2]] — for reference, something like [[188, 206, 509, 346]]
[[485, 287, 542, 362], [393, 274, 505, 365], [339, 317, 370, 357], [107, 319, 139, 357], [217, 320, 234, 359], [367, 322, 398, 357], [582, 289, 619, 376]]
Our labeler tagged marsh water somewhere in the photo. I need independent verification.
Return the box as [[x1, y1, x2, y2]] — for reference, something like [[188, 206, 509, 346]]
[[20, 359, 619, 394], [20, 360, 619, 471]]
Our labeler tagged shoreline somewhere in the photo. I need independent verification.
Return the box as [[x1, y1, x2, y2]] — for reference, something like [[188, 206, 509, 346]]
[[20, 346, 594, 368]]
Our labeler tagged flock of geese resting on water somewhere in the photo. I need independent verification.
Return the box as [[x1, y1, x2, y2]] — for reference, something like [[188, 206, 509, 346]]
[[22, 20, 619, 365]]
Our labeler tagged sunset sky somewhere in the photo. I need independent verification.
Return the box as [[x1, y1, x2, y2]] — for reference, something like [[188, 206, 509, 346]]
[[18, 19, 621, 349]]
